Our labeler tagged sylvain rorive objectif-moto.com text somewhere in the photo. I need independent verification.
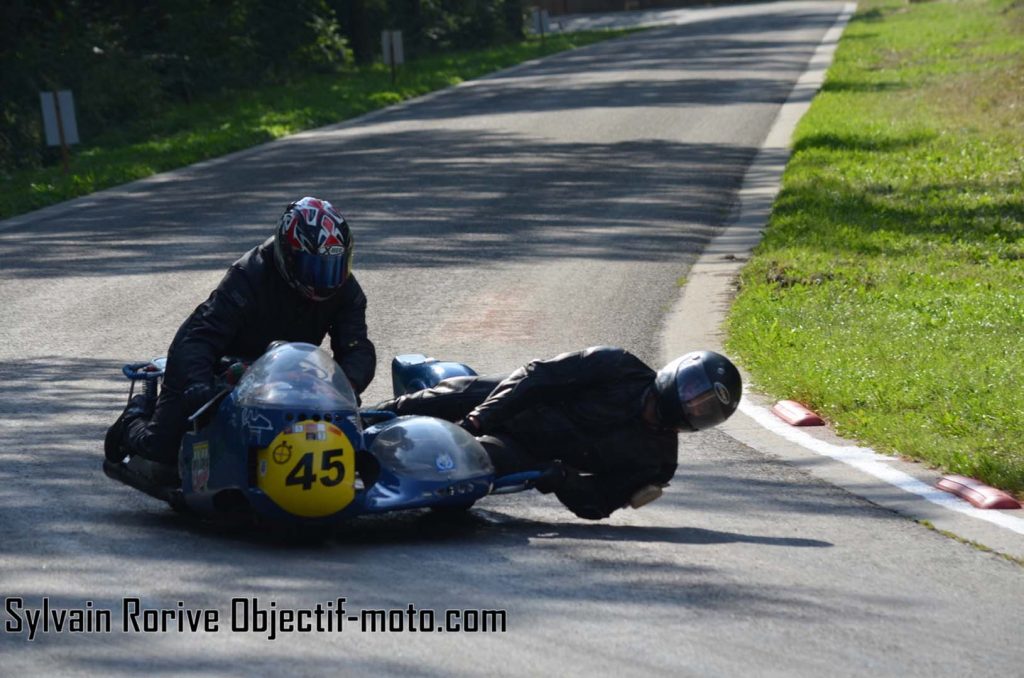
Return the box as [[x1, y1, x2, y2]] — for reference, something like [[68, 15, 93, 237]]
[[2, 596, 507, 640]]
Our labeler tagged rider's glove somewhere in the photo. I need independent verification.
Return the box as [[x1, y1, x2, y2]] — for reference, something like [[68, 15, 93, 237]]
[[183, 382, 215, 414], [458, 414, 482, 436]]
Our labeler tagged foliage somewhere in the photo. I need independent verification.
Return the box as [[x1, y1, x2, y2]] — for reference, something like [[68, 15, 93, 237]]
[[0, 0, 523, 175], [328, 0, 524, 64], [0, 30, 627, 219]]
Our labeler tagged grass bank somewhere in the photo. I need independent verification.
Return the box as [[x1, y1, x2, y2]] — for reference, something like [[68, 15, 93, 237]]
[[727, 0, 1024, 493], [1, 30, 630, 221]]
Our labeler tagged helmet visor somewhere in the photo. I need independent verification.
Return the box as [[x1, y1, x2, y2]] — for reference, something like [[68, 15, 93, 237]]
[[292, 250, 349, 295], [675, 359, 727, 429]]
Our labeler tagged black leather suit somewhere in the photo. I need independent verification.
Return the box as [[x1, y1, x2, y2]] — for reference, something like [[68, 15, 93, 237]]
[[378, 346, 678, 519], [125, 237, 375, 464]]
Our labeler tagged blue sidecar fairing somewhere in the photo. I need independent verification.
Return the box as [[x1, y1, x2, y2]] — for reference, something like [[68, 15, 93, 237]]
[[177, 343, 495, 525]]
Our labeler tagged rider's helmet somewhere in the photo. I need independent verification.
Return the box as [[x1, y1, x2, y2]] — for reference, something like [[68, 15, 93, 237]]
[[272, 197, 354, 301], [654, 351, 741, 431]]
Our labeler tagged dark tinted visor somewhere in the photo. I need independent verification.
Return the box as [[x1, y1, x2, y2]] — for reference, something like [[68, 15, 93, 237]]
[[293, 250, 348, 291], [675, 360, 726, 429]]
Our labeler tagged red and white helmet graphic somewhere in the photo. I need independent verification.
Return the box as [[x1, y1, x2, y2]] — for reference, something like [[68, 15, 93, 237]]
[[273, 197, 354, 301]]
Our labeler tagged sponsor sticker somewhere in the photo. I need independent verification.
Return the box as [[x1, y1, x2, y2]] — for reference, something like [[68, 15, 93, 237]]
[[192, 442, 210, 492], [272, 441, 293, 465]]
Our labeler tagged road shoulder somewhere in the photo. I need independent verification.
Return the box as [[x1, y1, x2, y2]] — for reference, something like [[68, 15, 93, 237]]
[[658, 2, 1024, 562]]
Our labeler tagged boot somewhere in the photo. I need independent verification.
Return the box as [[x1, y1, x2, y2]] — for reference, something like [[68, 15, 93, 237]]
[[104, 395, 151, 463]]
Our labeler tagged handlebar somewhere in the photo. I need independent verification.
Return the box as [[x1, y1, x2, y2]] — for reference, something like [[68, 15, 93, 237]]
[[122, 362, 164, 381]]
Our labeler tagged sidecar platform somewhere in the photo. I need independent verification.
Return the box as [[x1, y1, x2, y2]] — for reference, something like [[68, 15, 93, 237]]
[[102, 459, 187, 512]]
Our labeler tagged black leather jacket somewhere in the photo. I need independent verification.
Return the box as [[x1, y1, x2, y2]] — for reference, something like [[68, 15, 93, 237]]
[[163, 237, 376, 395], [470, 346, 678, 518]]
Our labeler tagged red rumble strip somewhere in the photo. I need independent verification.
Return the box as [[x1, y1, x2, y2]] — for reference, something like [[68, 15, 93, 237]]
[[936, 475, 1022, 510], [771, 400, 825, 426]]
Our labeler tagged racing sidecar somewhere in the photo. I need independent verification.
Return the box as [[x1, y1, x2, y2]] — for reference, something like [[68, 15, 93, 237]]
[[103, 342, 539, 525]]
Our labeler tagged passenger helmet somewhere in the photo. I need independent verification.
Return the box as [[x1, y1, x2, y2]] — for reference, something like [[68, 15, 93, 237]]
[[273, 197, 353, 301], [654, 351, 741, 430]]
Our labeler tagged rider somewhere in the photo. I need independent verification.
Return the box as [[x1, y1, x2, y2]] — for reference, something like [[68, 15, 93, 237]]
[[375, 346, 741, 520], [105, 197, 376, 483]]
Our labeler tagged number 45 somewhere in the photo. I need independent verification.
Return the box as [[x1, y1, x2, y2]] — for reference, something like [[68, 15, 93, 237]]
[[285, 450, 346, 490]]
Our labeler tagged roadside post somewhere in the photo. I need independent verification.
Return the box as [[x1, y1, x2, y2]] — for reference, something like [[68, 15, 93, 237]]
[[531, 8, 551, 46], [381, 30, 404, 85], [39, 90, 79, 175]]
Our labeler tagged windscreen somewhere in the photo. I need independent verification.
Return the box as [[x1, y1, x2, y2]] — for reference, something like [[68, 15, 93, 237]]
[[368, 416, 494, 481], [235, 342, 358, 412]]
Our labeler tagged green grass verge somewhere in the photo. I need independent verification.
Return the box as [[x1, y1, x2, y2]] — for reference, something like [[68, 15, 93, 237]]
[[726, 0, 1024, 494], [1, 30, 633, 220]]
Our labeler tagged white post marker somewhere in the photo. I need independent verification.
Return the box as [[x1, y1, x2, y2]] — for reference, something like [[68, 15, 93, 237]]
[[531, 8, 551, 42], [39, 89, 79, 174], [381, 30, 404, 84]]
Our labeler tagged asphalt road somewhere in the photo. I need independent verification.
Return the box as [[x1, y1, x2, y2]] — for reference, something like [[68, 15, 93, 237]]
[[1, 2, 1020, 675]]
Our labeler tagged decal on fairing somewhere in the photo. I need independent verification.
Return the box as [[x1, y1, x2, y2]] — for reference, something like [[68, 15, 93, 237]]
[[242, 408, 274, 446], [272, 441, 293, 465], [256, 420, 356, 518], [192, 442, 210, 492]]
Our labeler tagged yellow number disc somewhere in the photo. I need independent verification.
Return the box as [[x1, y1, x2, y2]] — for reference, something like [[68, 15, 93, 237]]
[[256, 420, 356, 518]]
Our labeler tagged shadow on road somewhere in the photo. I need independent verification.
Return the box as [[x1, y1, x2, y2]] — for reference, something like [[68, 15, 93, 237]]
[[521, 522, 832, 548], [0, 132, 753, 279], [0, 5, 846, 281], [0, 7, 882, 672]]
